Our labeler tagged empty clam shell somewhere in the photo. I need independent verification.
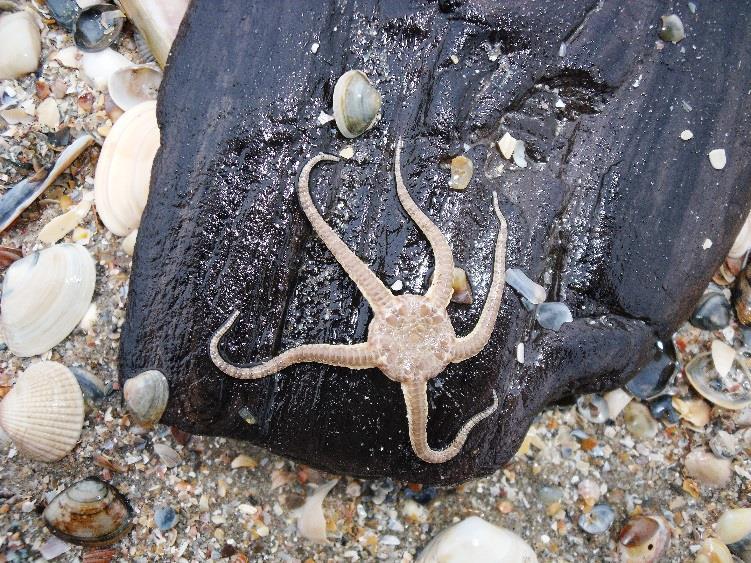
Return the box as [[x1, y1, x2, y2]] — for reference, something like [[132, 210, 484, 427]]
[[685, 352, 751, 410], [333, 70, 381, 138], [0, 244, 96, 357], [0, 362, 84, 462], [717, 508, 751, 561], [123, 369, 168, 427], [107, 65, 162, 111], [94, 100, 159, 236], [43, 477, 134, 546], [695, 538, 734, 563]]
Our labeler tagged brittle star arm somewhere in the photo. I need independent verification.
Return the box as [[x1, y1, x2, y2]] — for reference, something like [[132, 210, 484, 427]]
[[299, 154, 394, 314], [394, 139, 455, 308], [209, 311, 379, 379], [401, 380, 499, 464], [452, 192, 508, 363]]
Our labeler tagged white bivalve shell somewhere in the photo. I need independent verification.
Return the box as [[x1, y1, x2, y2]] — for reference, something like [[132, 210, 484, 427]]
[[107, 64, 162, 111], [123, 369, 169, 427], [0, 362, 84, 462], [416, 516, 538, 563], [332, 70, 381, 138], [94, 100, 159, 236], [0, 244, 96, 357]]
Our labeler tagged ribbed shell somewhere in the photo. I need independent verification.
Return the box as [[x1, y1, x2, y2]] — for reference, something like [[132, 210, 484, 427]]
[[94, 100, 159, 236], [0, 244, 96, 357], [0, 362, 84, 461]]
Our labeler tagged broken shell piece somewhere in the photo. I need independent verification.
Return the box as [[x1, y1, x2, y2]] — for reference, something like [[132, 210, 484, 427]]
[[536, 302, 573, 331], [74, 4, 125, 52], [294, 479, 339, 544], [94, 100, 159, 236], [604, 388, 632, 420], [37, 196, 93, 244], [0, 362, 84, 462], [684, 449, 732, 488], [107, 65, 162, 111], [709, 149, 727, 170], [717, 508, 751, 561], [416, 516, 538, 563], [497, 132, 517, 160], [121, 229, 137, 255], [695, 538, 734, 563], [43, 478, 134, 546], [153, 443, 181, 468], [577, 394, 609, 424], [37, 97, 61, 129], [451, 267, 472, 304], [449, 156, 473, 191], [80, 48, 133, 91], [332, 70, 381, 138], [123, 369, 168, 427], [117, 0, 189, 68], [54, 45, 83, 68], [709, 430, 740, 459], [672, 397, 711, 428], [659, 15, 685, 43], [680, 129, 694, 141], [0, 135, 94, 234], [0, 244, 96, 357], [623, 402, 658, 439], [506, 268, 546, 304], [513, 140, 528, 168], [711, 340, 736, 378], [0, 11, 41, 80], [617, 514, 671, 563], [685, 352, 751, 410]]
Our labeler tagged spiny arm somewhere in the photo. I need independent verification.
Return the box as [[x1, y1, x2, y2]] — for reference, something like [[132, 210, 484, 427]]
[[209, 311, 378, 379], [299, 154, 394, 314], [394, 139, 455, 308], [452, 192, 508, 362]]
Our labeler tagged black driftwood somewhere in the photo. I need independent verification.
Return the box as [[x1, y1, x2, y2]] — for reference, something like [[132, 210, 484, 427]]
[[121, 0, 751, 484]]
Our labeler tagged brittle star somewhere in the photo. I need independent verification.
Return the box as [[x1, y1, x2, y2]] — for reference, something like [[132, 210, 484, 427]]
[[209, 139, 508, 463]]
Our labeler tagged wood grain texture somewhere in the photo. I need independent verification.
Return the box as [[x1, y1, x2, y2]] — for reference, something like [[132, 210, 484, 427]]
[[120, 0, 751, 484]]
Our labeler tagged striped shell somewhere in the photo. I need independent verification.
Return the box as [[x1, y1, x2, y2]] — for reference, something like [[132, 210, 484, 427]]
[[0, 362, 84, 461], [94, 100, 159, 236], [0, 244, 96, 357]]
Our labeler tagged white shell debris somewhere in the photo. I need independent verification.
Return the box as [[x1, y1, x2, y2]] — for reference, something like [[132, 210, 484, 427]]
[[702, 238, 712, 250], [317, 111, 334, 125], [449, 155, 473, 190], [680, 129, 693, 140], [37, 97, 61, 129], [603, 388, 632, 420], [506, 268, 546, 304], [711, 340, 736, 378], [80, 48, 134, 91], [339, 145, 354, 160], [416, 516, 538, 563], [659, 14, 685, 43], [512, 141, 528, 168], [536, 302, 573, 331], [709, 149, 727, 170], [294, 479, 338, 544], [310, 42, 319, 53], [497, 132, 517, 160], [516, 342, 524, 364], [0, 11, 41, 80], [37, 195, 93, 244], [450, 54, 459, 64], [558, 43, 567, 57]]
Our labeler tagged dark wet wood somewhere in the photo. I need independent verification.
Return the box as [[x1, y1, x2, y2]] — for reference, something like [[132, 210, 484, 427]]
[[121, 0, 751, 484]]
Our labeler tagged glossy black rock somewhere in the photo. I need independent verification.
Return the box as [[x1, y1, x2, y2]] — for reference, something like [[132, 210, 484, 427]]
[[120, 0, 751, 484], [691, 292, 732, 331]]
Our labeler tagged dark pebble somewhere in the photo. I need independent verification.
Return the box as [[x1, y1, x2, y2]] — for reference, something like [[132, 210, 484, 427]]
[[690, 292, 731, 330]]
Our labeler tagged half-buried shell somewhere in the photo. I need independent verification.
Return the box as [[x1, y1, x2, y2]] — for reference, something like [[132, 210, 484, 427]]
[[43, 477, 134, 546], [107, 64, 162, 111], [0, 362, 84, 461], [94, 100, 159, 236], [0, 243, 96, 357]]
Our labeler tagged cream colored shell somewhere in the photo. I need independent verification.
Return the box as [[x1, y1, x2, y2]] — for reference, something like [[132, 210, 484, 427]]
[[0, 362, 84, 462], [0, 243, 96, 357], [94, 100, 159, 236]]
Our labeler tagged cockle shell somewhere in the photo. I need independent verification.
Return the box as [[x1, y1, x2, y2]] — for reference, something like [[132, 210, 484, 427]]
[[94, 100, 159, 236], [332, 70, 382, 138], [0, 244, 96, 357], [0, 362, 84, 462], [416, 516, 538, 563], [43, 477, 134, 546], [107, 65, 162, 111], [123, 369, 169, 427]]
